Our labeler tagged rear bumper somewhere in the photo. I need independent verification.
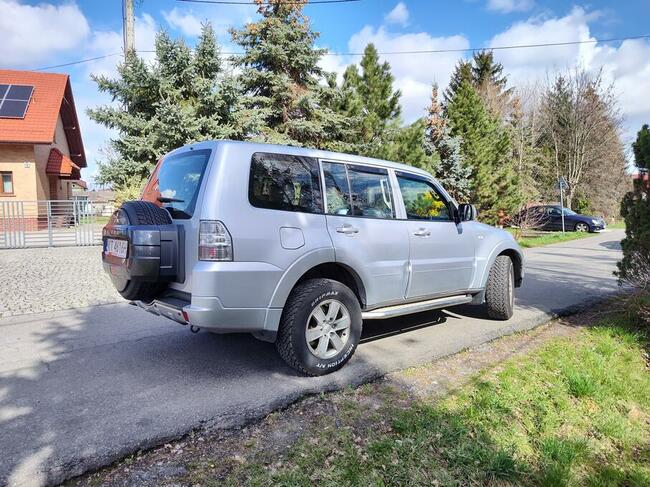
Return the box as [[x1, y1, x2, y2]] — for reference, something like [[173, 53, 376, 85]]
[[135, 293, 282, 337]]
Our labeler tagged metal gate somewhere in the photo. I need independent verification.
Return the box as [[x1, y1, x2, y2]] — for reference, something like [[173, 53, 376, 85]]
[[0, 200, 104, 249]]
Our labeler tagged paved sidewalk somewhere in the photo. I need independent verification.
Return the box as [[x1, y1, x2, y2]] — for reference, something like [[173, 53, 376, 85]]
[[0, 246, 121, 318]]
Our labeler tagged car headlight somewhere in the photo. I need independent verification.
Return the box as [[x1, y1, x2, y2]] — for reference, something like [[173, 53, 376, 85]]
[[591, 219, 600, 225]]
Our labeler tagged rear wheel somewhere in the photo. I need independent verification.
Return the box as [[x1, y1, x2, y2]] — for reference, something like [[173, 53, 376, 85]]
[[276, 278, 362, 376], [485, 255, 515, 320], [109, 201, 171, 302]]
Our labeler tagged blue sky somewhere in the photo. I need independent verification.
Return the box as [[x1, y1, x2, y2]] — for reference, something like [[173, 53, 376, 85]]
[[2, 0, 649, 186]]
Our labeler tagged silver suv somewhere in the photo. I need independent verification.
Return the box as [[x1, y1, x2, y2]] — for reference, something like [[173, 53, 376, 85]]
[[102, 141, 524, 375]]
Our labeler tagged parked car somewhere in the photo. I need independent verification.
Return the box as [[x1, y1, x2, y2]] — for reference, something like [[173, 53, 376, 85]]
[[102, 141, 524, 375], [511, 205, 606, 232]]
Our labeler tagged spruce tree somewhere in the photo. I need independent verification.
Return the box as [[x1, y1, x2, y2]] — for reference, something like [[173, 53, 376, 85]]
[[445, 80, 519, 222], [424, 85, 470, 201], [89, 24, 245, 187], [230, 0, 345, 148]]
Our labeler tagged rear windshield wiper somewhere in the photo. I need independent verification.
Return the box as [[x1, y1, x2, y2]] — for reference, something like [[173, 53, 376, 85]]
[[157, 196, 185, 203]]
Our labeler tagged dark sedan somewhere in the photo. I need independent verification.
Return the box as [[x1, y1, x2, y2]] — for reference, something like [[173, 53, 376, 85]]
[[512, 205, 606, 232]]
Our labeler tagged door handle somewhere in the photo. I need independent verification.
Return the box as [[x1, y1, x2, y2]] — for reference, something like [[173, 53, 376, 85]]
[[336, 224, 359, 235], [413, 228, 431, 237]]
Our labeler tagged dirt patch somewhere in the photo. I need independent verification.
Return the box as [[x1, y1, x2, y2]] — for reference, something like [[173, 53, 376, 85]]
[[68, 320, 581, 487]]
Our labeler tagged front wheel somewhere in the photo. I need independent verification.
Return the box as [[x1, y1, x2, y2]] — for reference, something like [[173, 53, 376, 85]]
[[485, 255, 515, 320], [276, 278, 362, 376], [574, 222, 590, 232]]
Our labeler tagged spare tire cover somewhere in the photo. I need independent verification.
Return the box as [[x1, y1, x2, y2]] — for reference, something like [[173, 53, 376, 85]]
[[110, 200, 172, 302]]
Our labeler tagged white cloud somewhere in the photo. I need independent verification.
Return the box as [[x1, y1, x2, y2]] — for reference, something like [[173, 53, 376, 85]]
[[163, 7, 204, 37], [0, 0, 90, 67], [162, 3, 256, 41], [385, 2, 409, 27], [488, 7, 650, 144], [347, 26, 469, 122], [487, 0, 534, 14]]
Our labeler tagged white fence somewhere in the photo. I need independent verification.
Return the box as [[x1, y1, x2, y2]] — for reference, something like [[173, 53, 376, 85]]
[[0, 200, 111, 249]]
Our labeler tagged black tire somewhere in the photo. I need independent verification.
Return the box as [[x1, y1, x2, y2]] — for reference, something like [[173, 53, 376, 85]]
[[276, 278, 362, 376], [110, 201, 171, 302], [120, 200, 172, 226], [485, 255, 515, 320], [574, 222, 590, 232]]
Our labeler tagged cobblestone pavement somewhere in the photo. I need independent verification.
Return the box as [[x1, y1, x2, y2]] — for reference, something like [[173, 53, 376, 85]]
[[0, 246, 122, 317]]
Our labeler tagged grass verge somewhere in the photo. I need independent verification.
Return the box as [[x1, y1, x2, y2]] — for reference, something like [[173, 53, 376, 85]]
[[219, 303, 650, 486], [507, 228, 595, 248]]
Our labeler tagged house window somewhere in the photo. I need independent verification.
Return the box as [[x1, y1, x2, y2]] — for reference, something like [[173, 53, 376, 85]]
[[0, 172, 13, 195]]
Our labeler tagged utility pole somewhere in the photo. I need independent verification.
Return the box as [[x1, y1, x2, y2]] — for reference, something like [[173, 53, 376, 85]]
[[123, 0, 135, 58], [557, 176, 567, 233]]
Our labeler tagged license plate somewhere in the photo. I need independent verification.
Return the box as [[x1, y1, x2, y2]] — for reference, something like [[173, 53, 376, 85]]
[[106, 238, 128, 258]]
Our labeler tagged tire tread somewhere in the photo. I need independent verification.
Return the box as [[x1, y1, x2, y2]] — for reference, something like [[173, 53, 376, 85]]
[[485, 255, 514, 320]]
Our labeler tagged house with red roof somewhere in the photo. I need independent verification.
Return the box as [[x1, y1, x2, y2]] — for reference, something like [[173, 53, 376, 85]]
[[0, 69, 86, 202]]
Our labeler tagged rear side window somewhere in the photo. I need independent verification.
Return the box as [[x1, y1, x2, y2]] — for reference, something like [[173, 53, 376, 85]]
[[142, 149, 211, 219], [249, 152, 322, 214], [322, 162, 395, 219]]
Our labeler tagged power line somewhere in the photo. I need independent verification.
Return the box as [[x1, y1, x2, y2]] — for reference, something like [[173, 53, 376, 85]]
[[32, 34, 650, 71], [34, 53, 123, 71], [177, 0, 360, 4], [336, 34, 650, 56]]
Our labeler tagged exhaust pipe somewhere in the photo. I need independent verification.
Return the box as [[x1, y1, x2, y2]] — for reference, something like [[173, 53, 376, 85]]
[[190, 325, 201, 334]]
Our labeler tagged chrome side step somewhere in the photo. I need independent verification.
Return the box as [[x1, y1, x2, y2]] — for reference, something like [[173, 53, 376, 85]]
[[361, 294, 473, 320]]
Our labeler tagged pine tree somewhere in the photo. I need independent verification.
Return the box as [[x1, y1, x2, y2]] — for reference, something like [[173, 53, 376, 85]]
[[444, 60, 472, 106], [445, 80, 520, 222], [376, 119, 437, 172], [424, 85, 470, 201], [472, 50, 509, 92], [89, 24, 245, 187], [230, 0, 346, 148], [335, 43, 402, 157], [444, 51, 513, 120]]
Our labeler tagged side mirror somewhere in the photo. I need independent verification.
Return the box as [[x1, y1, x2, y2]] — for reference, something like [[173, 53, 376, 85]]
[[457, 203, 477, 222]]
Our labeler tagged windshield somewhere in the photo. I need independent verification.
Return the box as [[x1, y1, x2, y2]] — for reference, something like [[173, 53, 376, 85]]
[[562, 208, 577, 216], [142, 149, 211, 219]]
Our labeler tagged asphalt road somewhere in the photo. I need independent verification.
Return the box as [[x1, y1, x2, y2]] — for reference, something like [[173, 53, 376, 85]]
[[0, 230, 624, 486]]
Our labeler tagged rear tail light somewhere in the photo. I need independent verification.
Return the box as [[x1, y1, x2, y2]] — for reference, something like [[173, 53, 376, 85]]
[[199, 220, 233, 261]]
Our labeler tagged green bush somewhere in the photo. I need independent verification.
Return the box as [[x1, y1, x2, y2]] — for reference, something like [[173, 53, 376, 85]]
[[615, 177, 650, 291], [114, 177, 146, 206]]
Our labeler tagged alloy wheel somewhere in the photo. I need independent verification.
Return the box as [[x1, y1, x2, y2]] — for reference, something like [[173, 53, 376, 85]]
[[575, 222, 589, 232], [305, 299, 351, 359]]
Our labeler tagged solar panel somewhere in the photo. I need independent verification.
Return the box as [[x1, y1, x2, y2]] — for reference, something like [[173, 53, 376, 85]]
[[0, 84, 34, 119], [6, 85, 33, 101], [0, 100, 29, 118]]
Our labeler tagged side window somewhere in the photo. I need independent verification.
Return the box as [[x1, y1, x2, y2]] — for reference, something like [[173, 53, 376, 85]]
[[322, 162, 395, 219], [548, 207, 561, 216], [249, 152, 322, 214], [396, 174, 451, 221], [322, 162, 351, 215], [347, 165, 394, 219]]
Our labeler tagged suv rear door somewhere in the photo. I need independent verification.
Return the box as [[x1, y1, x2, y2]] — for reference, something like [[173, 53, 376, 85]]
[[321, 160, 409, 307], [394, 171, 475, 298]]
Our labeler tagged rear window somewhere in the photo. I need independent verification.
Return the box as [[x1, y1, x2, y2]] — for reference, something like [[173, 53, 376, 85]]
[[142, 149, 211, 219], [249, 152, 322, 214]]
